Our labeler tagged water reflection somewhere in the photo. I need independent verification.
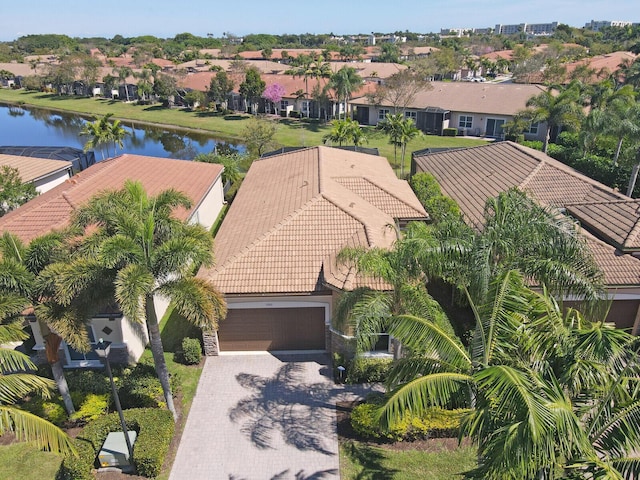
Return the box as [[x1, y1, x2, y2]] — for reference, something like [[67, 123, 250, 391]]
[[0, 104, 244, 159]]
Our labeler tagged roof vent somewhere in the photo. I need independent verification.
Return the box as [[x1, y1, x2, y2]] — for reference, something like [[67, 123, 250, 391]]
[[349, 202, 355, 208]]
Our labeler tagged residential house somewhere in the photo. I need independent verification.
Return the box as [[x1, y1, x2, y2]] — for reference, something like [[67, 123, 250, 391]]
[[198, 146, 428, 354], [351, 81, 547, 139], [0, 155, 225, 366], [412, 141, 640, 333], [0, 153, 72, 193]]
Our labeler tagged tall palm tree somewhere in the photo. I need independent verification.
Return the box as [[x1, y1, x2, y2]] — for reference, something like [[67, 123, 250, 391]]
[[397, 117, 422, 178], [377, 270, 640, 479], [58, 181, 227, 420], [410, 189, 604, 306], [333, 236, 452, 359], [80, 114, 129, 160], [329, 66, 363, 120], [0, 319, 75, 456], [116, 66, 133, 101], [525, 83, 584, 153], [377, 112, 403, 167], [0, 231, 82, 416]]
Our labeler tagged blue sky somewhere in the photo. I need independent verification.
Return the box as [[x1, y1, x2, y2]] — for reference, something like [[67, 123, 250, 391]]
[[0, 1, 637, 41]]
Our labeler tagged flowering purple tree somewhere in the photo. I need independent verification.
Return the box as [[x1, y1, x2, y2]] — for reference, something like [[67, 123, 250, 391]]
[[262, 83, 286, 115]]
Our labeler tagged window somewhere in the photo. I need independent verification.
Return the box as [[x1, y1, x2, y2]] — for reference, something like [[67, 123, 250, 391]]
[[525, 121, 539, 135], [404, 111, 417, 122], [280, 100, 288, 110], [65, 325, 101, 366], [378, 108, 390, 121], [458, 115, 473, 129], [301, 100, 310, 113]]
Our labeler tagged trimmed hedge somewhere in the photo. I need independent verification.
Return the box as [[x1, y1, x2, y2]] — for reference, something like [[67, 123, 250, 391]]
[[57, 408, 174, 479], [176, 337, 202, 365], [351, 401, 469, 442], [346, 357, 393, 384], [443, 127, 457, 137]]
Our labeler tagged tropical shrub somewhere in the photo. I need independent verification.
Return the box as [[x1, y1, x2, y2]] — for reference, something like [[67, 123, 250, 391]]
[[71, 393, 110, 423], [346, 357, 393, 384], [177, 337, 202, 365], [443, 127, 457, 136], [118, 363, 164, 409], [351, 400, 468, 441]]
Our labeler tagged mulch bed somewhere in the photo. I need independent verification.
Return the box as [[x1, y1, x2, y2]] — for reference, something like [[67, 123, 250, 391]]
[[336, 400, 468, 452]]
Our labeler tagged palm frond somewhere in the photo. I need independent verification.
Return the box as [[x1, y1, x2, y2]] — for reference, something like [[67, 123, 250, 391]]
[[0, 406, 75, 456], [0, 372, 54, 404], [158, 277, 227, 330], [378, 372, 474, 428], [114, 263, 154, 323]]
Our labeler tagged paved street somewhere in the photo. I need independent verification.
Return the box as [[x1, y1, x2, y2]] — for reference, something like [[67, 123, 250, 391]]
[[170, 353, 367, 480]]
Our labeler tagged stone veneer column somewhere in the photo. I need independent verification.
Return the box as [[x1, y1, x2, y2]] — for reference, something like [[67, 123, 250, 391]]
[[202, 329, 220, 356]]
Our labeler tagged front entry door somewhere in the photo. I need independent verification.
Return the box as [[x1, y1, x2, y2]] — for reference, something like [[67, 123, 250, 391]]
[[486, 118, 505, 139]]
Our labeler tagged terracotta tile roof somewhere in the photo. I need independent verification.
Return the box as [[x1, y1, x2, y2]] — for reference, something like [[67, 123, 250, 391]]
[[0, 155, 223, 243], [0, 154, 72, 183], [564, 51, 637, 83], [412, 141, 640, 286], [201, 146, 427, 294], [567, 201, 640, 251], [352, 81, 546, 116]]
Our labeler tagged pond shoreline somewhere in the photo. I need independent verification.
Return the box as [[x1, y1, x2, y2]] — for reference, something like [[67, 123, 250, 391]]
[[0, 99, 245, 145]]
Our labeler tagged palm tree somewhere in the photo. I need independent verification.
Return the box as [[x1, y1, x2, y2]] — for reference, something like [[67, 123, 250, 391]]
[[106, 116, 129, 156], [194, 151, 242, 187], [411, 189, 604, 306], [80, 116, 109, 160], [116, 66, 133, 101], [329, 67, 363, 120], [59, 181, 227, 420], [322, 118, 367, 147], [333, 236, 452, 360], [397, 117, 422, 178], [0, 319, 75, 455], [0, 231, 82, 416], [525, 83, 584, 153], [377, 113, 403, 167], [377, 270, 640, 479]]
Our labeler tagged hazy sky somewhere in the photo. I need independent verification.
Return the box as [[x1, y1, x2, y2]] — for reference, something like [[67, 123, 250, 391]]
[[0, 1, 637, 41]]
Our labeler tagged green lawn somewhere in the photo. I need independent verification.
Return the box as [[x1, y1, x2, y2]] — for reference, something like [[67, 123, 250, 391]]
[[0, 442, 63, 480], [0, 89, 488, 173], [340, 439, 477, 479]]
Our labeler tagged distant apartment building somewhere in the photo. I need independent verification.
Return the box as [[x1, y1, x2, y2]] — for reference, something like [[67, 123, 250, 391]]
[[584, 20, 634, 31], [494, 22, 558, 35], [440, 27, 493, 37]]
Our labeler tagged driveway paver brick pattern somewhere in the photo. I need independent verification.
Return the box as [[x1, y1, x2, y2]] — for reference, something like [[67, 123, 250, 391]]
[[170, 353, 367, 480]]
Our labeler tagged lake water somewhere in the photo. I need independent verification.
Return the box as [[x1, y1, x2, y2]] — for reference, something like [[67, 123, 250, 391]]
[[0, 104, 244, 160]]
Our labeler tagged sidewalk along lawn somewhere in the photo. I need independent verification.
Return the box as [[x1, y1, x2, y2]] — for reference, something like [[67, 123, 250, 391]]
[[0, 89, 488, 170]]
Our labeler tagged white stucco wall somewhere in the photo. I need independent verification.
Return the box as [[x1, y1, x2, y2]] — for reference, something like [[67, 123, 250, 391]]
[[190, 175, 225, 230], [33, 169, 72, 193]]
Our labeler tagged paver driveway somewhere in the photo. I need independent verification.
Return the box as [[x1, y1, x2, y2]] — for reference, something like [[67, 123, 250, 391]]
[[170, 353, 345, 480]]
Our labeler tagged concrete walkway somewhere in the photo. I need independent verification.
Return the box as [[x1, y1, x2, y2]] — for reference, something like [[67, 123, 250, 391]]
[[170, 353, 376, 480]]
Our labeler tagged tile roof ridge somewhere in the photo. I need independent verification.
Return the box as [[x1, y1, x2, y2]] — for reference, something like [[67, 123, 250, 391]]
[[211, 196, 325, 276], [355, 175, 427, 217], [625, 218, 640, 249], [510, 142, 628, 201], [320, 191, 375, 247]]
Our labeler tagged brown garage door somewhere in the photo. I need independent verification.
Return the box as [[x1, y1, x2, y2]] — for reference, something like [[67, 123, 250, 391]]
[[217, 307, 326, 351]]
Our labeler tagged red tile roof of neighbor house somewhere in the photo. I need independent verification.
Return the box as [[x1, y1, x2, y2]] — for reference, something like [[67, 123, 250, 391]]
[[563, 51, 637, 82], [0, 154, 72, 183], [200, 146, 427, 295], [412, 141, 640, 286], [179, 71, 378, 99], [352, 81, 546, 116], [0, 155, 223, 243]]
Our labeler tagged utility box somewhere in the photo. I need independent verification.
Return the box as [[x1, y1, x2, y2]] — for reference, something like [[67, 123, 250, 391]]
[[98, 431, 137, 468]]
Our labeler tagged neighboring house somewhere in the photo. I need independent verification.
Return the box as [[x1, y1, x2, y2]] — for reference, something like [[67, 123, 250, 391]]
[[0, 153, 72, 193], [351, 81, 548, 139], [0, 155, 225, 366], [198, 146, 427, 354], [412, 141, 640, 333]]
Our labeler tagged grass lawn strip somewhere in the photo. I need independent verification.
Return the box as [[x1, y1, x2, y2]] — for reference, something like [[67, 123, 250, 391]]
[[0, 89, 488, 174]]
